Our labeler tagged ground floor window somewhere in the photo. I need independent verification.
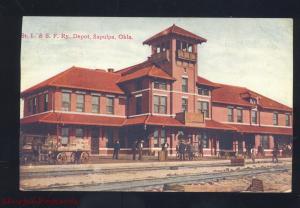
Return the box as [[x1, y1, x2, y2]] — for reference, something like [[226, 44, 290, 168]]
[[153, 128, 167, 147], [260, 135, 269, 149], [105, 128, 114, 148], [75, 128, 84, 139], [61, 127, 69, 146], [197, 132, 209, 148]]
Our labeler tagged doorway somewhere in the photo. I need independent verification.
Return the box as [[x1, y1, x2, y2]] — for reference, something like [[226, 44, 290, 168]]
[[91, 128, 100, 154]]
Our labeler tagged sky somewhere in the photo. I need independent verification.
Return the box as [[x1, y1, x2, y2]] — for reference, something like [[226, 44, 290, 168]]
[[21, 17, 293, 116]]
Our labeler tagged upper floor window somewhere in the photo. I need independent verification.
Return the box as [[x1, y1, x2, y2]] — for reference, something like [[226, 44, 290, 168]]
[[135, 79, 143, 91], [198, 87, 210, 96], [62, 92, 71, 111], [154, 95, 167, 114], [182, 98, 188, 112], [28, 98, 32, 113], [61, 127, 69, 146], [227, 107, 234, 122], [76, 94, 85, 112], [198, 101, 209, 118], [250, 98, 257, 104], [273, 112, 278, 125], [285, 114, 290, 126], [154, 80, 167, 90], [91, 96, 100, 113], [237, 108, 243, 123], [251, 110, 257, 124], [75, 128, 84, 139], [182, 77, 188, 92], [32, 97, 37, 114], [44, 94, 48, 111], [136, 96, 142, 114], [106, 97, 114, 114]]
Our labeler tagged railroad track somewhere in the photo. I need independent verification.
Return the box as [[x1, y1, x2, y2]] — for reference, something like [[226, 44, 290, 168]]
[[20, 160, 290, 179], [25, 165, 290, 191]]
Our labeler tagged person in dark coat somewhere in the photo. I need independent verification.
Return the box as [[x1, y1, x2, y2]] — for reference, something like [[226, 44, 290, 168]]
[[132, 140, 138, 160], [112, 140, 120, 159], [186, 142, 193, 161], [198, 141, 204, 158], [272, 146, 279, 163], [178, 140, 186, 161]]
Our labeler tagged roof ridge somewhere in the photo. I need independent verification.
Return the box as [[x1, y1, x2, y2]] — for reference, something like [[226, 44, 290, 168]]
[[48, 66, 76, 85]]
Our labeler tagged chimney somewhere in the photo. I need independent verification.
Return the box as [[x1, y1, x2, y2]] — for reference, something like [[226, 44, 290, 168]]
[[107, 68, 114, 73]]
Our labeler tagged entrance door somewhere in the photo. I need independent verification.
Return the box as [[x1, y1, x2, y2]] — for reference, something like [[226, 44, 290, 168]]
[[91, 128, 100, 154]]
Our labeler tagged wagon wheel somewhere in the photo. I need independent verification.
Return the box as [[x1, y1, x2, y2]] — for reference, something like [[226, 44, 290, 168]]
[[56, 152, 67, 164], [80, 152, 89, 163]]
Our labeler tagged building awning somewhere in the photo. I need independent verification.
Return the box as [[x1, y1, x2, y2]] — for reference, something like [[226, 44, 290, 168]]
[[20, 112, 126, 127], [229, 124, 292, 136], [204, 120, 236, 131]]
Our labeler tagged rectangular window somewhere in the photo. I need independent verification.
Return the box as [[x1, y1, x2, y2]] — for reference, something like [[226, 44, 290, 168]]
[[160, 129, 166, 145], [227, 107, 234, 122], [136, 96, 142, 114], [76, 94, 85, 112], [153, 95, 167, 114], [32, 97, 37, 113], [28, 98, 32, 113], [62, 92, 71, 111], [197, 132, 208, 148], [237, 109, 243, 123], [261, 135, 269, 149], [44, 94, 48, 111], [182, 78, 188, 92], [198, 101, 209, 118], [198, 87, 209, 96], [91, 96, 100, 113], [182, 98, 188, 112], [251, 110, 257, 124], [75, 128, 84, 139], [154, 80, 167, 90], [153, 129, 159, 147], [106, 97, 114, 114], [61, 127, 69, 146], [285, 114, 290, 126], [273, 112, 278, 125], [105, 128, 114, 148]]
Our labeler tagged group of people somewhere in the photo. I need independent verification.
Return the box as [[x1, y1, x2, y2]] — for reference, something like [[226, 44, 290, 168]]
[[113, 139, 144, 160], [177, 140, 203, 161], [249, 145, 285, 163]]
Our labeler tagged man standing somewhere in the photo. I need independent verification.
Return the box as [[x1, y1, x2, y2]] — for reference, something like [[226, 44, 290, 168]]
[[112, 140, 120, 160], [250, 146, 256, 163], [161, 141, 169, 160], [198, 141, 204, 158], [272, 146, 279, 163], [186, 141, 193, 161], [132, 140, 138, 160], [178, 140, 186, 161], [137, 139, 144, 160]]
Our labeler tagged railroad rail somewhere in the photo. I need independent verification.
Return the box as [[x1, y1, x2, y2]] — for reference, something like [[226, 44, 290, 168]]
[[24, 165, 290, 191]]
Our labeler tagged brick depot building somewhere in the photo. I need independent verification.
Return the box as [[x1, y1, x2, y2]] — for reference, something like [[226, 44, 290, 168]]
[[20, 25, 293, 157]]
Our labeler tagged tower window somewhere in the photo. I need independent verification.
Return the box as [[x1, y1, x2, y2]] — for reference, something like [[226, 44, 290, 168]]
[[154, 95, 167, 114], [136, 96, 142, 114], [251, 110, 257, 124], [198, 101, 209, 118], [237, 108, 243, 123], [227, 107, 234, 122], [285, 114, 290, 126], [182, 77, 188, 92]]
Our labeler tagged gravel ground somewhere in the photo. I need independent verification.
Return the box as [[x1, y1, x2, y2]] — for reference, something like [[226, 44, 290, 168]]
[[20, 160, 292, 192]]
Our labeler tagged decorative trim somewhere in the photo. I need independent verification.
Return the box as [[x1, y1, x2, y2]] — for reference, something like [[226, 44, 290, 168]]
[[128, 113, 150, 118], [222, 121, 250, 125], [131, 88, 150, 95], [55, 110, 126, 118], [21, 110, 53, 119], [75, 90, 86, 94], [181, 75, 189, 78], [135, 94, 142, 97], [91, 92, 102, 96], [152, 113, 176, 117], [106, 94, 115, 98], [61, 89, 72, 93], [260, 124, 292, 129], [181, 95, 188, 99], [153, 93, 168, 97]]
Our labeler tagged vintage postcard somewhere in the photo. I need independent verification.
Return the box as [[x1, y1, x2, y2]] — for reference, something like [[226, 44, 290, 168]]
[[19, 17, 293, 192]]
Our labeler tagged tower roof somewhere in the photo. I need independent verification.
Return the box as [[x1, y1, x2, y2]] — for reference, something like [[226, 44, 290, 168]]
[[143, 24, 207, 45]]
